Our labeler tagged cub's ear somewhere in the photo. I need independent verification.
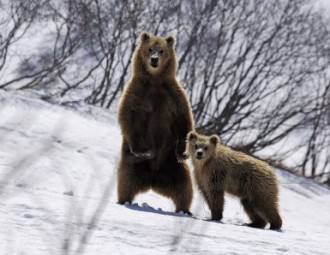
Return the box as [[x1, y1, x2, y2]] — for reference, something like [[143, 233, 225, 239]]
[[140, 31, 151, 42], [188, 131, 197, 141], [166, 35, 176, 47], [210, 135, 220, 145]]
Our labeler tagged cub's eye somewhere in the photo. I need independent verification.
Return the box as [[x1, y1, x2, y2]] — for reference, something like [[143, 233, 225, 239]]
[[159, 50, 164, 54], [148, 48, 152, 53], [195, 145, 198, 149], [204, 147, 208, 151]]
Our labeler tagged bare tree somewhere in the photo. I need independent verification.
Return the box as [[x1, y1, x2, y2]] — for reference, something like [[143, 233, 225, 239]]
[[0, 0, 43, 76]]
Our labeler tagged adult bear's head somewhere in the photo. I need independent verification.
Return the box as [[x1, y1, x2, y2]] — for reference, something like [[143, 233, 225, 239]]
[[133, 31, 177, 76]]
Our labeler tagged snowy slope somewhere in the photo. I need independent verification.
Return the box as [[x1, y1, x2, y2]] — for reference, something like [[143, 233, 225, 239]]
[[1, 91, 330, 255]]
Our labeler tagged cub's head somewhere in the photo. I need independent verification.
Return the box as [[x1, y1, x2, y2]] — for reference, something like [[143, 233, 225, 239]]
[[186, 131, 220, 161], [137, 31, 176, 75]]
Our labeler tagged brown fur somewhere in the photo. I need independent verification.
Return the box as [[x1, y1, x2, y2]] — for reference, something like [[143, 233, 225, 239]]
[[186, 132, 282, 230], [117, 32, 194, 213]]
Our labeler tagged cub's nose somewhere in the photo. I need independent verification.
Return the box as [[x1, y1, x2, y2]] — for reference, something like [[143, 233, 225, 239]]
[[197, 151, 203, 157], [151, 56, 159, 66]]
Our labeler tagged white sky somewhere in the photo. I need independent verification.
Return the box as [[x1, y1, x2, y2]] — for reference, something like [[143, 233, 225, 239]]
[[316, 0, 330, 12]]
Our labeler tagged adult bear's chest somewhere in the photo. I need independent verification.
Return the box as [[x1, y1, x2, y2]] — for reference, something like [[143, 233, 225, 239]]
[[143, 84, 178, 148], [144, 84, 177, 118]]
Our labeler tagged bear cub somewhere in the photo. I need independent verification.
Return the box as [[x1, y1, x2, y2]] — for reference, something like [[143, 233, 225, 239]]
[[186, 131, 282, 230]]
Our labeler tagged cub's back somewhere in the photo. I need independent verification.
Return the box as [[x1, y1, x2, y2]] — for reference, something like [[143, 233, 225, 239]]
[[215, 145, 278, 196]]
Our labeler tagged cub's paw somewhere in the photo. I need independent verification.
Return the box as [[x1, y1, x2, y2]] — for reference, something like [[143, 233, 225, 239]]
[[244, 222, 266, 229], [211, 218, 223, 222], [211, 215, 223, 221]]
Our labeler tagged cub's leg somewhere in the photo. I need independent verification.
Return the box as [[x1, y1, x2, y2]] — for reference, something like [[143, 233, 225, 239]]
[[241, 199, 267, 228], [268, 209, 282, 230], [207, 189, 225, 221], [255, 200, 282, 230]]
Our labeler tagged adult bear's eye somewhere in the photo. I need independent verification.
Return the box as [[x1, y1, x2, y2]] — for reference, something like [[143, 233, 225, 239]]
[[204, 146, 208, 151], [159, 50, 164, 54], [148, 48, 152, 53], [195, 145, 198, 149]]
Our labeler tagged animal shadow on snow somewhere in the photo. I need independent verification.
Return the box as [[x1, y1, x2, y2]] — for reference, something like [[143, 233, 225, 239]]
[[121, 202, 192, 218], [120, 202, 284, 232]]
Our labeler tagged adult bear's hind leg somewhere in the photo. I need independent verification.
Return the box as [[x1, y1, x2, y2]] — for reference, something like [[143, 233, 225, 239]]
[[152, 161, 193, 214], [117, 159, 150, 204]]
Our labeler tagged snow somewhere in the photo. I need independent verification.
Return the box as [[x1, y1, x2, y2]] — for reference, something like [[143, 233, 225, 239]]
[[1, 91, 330, 255]]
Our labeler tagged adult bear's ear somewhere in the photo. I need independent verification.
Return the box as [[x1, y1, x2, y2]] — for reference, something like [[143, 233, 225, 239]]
[[166, 35, 176, 47], [141, 31, 151, 42], [210, 135, 220, 145], [188, 131, 197, 142]]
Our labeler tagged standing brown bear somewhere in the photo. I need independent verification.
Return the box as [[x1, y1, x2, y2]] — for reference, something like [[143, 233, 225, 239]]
[[186, 131, 282, 230], [117, 32, 194, 214]]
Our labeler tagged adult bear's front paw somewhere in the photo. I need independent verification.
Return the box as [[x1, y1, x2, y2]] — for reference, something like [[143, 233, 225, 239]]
[[129, 143, 154, 159], [132, 150, 154, 159], [176, 152, 189, 163], [176, 141, 188, 162]]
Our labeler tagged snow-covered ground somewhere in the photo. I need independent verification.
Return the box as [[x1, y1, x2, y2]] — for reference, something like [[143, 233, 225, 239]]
[[1, 91, 330, 255]]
